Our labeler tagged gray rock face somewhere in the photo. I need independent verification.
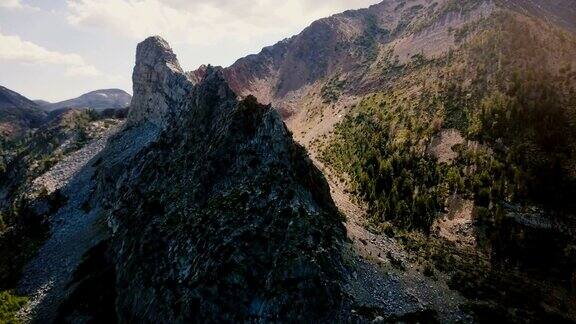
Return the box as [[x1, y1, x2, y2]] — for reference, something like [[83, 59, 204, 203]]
[[80, 36, 350, 323], [127, 36, 192, 128]]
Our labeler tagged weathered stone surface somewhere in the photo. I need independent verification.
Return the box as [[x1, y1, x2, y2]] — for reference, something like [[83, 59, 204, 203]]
[[128, 36, 192, 128], [91, 36, 349, 322]]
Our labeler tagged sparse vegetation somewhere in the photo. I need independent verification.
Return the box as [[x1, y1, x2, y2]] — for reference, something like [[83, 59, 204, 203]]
[[319, 10, 576, 322], [320, 95, 446, 231], [322, 11, 576, 232], [321, 77, 347, 103], [0, 290, 28, 323]]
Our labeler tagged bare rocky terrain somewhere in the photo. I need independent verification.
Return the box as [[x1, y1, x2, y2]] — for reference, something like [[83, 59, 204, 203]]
[[18, 129, 118, 321]]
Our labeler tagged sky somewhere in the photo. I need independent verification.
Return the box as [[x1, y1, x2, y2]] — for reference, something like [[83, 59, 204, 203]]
[[0, 0, 379, 102]]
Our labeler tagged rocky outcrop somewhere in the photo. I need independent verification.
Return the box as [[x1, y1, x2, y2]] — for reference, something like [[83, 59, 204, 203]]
[[127, 36, 192, 128], [185, 64, 210, 85], [59, 36, 349, 323], [112, 89, 347, 323]]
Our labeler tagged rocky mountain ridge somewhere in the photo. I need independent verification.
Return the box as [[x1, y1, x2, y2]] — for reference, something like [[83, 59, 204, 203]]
[[186, 0, 575, 135], [13, 36, 346, 323], [213, 0, 495, 115], [95, 37, 349, 322], [0, 86, 131, 141], [14, 35, 470, 323]]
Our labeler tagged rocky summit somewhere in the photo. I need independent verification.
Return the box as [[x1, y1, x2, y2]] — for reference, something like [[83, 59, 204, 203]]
[[99, 37, 348, 322], [43, 35, 467, 323], [127, 36, 191, 128]]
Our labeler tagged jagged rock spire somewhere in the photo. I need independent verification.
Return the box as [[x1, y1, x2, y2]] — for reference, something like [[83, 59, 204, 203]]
[[127, 36, 192, 127]]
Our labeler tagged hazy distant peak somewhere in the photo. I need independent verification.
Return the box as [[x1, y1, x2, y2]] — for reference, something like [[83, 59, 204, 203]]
[[42, 89, 132, 112]]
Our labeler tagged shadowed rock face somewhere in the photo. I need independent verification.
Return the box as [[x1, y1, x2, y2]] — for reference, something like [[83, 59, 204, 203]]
[[92, 36, 349, 322]]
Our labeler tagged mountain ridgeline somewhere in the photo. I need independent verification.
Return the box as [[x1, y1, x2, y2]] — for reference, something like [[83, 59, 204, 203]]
[[0, 86, 130, 142], [0, 86, 46, 139], [38, 89, 131, 112], [219, 0, 576, 117]]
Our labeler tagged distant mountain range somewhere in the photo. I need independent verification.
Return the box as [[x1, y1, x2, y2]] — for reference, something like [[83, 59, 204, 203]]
[[37, 89, 132, 112], [0, 87, 131, 138]]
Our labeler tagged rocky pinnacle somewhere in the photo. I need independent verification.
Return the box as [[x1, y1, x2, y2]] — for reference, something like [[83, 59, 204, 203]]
[[128, 36, 192, 128]]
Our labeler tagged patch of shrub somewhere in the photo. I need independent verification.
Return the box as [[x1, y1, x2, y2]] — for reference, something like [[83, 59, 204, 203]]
[[0, 290, 27, 323]]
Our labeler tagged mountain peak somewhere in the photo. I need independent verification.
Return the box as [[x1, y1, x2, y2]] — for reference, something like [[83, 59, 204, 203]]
[[38, 89, 132, 112], [128, 36, 191, 127], [136, 36, 183, 74]]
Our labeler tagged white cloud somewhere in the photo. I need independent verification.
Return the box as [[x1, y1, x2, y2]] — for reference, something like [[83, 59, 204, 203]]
[[66, 0, 379, 46], [0, 0, 39, 10], [0, 32, 102, 77], [0, 0, 22, 8], [65, 65, 102, 77]]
